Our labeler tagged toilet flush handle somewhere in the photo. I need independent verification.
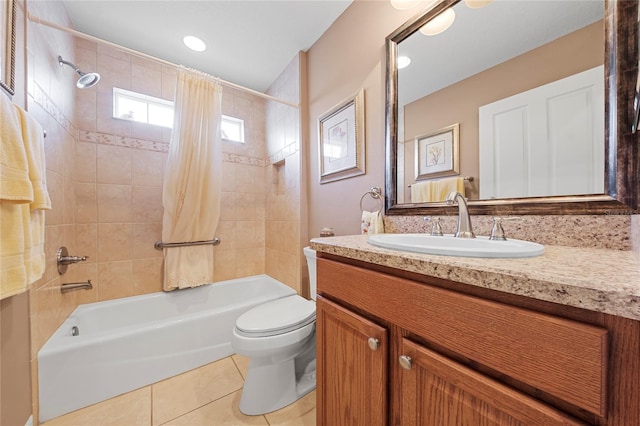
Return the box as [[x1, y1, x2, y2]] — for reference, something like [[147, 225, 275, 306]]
[[367, 337, 380, 351]]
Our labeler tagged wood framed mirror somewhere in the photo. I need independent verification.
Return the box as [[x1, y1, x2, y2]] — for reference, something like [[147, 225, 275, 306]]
[[1, 0, 16, 96], [385, 0, 639, 216]]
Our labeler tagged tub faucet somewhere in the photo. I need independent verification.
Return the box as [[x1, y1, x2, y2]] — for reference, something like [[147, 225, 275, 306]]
[[445, 192, 475, 238]]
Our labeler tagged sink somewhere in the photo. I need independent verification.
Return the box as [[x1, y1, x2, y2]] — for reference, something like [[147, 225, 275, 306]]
[[367, 234, 544, 258]]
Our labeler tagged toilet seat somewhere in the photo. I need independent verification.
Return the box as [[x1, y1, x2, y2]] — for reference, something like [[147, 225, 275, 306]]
[[236, 295, 316, 337]]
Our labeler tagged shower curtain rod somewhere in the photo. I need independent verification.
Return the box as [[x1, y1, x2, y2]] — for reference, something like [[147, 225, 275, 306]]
[[27, 13, 301, 109]]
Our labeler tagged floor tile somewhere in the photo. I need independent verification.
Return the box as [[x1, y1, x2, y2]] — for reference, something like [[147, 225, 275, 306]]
[[264, 391, 317, 426], [232, 353, 250, 379], [152, 357, 244, 426], [161, 390, 268, 426]]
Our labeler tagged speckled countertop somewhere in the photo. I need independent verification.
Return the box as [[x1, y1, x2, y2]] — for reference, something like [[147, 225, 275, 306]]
[[310, 235, 640, 321]]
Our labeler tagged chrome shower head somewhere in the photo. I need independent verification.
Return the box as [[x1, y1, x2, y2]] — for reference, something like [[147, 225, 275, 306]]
[[58, 55, 101, 89]]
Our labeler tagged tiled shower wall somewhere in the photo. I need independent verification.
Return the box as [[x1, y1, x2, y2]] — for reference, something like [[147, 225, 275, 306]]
[[265, 54, 303, 293]]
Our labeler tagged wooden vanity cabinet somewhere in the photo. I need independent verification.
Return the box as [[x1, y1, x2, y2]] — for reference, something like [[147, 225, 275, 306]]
[[316, 254, 640, 426]]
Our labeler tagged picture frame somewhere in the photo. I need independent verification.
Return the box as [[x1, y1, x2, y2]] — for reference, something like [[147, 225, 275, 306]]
[[415, 123, 459, 181], [1, 0, 16, 96], [318, 89, 365, 184]]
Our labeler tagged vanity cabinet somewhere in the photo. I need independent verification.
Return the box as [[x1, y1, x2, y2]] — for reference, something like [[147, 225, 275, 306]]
[[316, 254, 640, 425]]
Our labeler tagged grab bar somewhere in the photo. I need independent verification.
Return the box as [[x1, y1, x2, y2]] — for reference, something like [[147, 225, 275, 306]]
[[61, 280, 93, 293], [154, 237, 221, 250]]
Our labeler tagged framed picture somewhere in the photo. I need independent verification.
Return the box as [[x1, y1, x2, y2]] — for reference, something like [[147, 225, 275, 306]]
[[1, 0, 16, 96], [415, 123, 459, 180], [318, 89, 365, 184]]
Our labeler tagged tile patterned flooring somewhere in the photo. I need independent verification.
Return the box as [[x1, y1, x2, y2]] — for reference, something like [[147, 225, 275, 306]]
[[41, 354, 316, 426]]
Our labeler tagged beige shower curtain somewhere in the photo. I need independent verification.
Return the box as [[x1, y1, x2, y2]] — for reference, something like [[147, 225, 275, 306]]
[[162, 67, 222, 291]]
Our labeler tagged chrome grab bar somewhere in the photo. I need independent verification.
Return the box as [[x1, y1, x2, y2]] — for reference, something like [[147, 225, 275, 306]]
[[154, 237, 221, 250]]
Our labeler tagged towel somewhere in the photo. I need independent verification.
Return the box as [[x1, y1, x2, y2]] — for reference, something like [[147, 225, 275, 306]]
[[361, 210, 384, 235], [0, 93, 33, 202], [411, 177, 465, 202], [0, 98, 51, 300]]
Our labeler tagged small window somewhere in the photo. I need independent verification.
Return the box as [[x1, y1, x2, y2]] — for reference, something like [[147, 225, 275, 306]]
[[221, 115, 245, 143], [113, 88, 245, 141], [113, 88, 174, 128]]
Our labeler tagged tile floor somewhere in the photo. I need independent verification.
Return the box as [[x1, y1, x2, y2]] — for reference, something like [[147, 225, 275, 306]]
[[40, 354, 316, 426]]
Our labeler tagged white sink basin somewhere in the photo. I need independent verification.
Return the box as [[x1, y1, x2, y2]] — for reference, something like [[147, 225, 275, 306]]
[[368, 234, 544, 258]]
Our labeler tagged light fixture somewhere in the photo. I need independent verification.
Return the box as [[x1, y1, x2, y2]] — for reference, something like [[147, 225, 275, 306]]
[[419, 8, 456, 36], [183, 35, 206, 52], [397, 56, 411, 69], [464, 0, 493, 9], [390, 0, 424, 10]]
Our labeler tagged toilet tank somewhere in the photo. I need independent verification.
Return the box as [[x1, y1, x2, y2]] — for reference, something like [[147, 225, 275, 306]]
[[303, 247, 317, 301]]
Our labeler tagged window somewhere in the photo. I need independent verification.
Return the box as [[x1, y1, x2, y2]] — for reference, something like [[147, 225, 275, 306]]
[[221, 115, 245, 143], [113, 88, 245, 143], [113, 88, 174, 128]]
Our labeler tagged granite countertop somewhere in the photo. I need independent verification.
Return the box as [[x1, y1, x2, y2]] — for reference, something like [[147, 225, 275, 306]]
[[310, 235, 640, 321]]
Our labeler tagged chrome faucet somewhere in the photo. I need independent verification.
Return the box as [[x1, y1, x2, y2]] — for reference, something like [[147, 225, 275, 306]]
[[445, 192, 475, 238]]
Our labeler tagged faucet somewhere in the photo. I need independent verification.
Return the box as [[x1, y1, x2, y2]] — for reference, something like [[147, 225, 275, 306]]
[[445, 192, 475, 238]]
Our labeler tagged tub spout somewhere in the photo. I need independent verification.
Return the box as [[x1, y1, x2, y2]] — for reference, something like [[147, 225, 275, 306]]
[[61, 280, 93, 293]]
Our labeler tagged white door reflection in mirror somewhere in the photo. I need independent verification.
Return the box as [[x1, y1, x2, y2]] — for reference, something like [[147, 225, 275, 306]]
[[479, 65, 604, 199]]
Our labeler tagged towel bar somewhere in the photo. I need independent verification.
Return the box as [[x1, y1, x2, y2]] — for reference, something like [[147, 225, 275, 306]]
[[408, 176, 473, 187], [154, 237, 221, 250]]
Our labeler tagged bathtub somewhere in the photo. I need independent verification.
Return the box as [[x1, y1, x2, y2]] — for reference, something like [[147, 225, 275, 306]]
[[37, 274, 296, 423]]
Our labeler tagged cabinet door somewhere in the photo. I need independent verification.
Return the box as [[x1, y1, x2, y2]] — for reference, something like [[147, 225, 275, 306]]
[[397, 338, 586, 426], [317, 296, 388, 425]]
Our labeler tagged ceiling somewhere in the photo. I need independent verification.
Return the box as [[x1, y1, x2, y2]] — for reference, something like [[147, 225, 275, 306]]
[[62, 0, 353, 93], [397, 0, 604, 107]]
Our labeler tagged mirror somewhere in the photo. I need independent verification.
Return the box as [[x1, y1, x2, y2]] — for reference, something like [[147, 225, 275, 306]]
[[385, 0, 638, 215], [1, 0, 16, 96]]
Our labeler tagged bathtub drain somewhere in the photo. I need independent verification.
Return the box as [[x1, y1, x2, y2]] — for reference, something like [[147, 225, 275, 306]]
[[70, 326, 79, 336]]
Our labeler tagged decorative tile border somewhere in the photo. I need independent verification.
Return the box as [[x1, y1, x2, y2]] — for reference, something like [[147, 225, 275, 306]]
[[79, 131, 170, 153], [31, 82, 77, 138]]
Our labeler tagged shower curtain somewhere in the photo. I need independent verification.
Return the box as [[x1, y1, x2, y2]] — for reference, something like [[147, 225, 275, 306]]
[[161, 67, 222, 291]]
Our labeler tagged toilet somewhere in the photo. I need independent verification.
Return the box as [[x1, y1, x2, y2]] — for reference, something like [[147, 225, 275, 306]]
[[231, 247, 318, 415]]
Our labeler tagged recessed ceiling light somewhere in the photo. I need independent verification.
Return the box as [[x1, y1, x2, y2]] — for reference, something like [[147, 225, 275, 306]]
[[397, 56, 411, 69], [183, 35, 206, 52]]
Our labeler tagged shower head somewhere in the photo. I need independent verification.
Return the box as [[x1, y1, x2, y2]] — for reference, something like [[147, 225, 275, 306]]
[[57, 55, 101, 89]]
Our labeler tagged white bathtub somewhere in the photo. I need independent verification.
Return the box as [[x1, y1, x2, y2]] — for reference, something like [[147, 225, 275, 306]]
[[37, 275, 296, 423]]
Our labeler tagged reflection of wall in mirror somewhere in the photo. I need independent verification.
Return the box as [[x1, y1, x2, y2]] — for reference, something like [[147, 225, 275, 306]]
[[402, 20, 603, 203]]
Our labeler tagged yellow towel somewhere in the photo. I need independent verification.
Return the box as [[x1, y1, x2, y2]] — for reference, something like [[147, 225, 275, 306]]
[[0, 100, 51, 299], [411, 177, 465, 202], [411, 181, 435, 203], [435, 176, 465, 201], [361, 210, 384, 235], [1, 93, 33, 202], [17, 107, 51, 210]]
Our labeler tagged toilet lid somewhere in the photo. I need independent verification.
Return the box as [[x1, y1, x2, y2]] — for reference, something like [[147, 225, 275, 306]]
[[236, 295, 316, 337]]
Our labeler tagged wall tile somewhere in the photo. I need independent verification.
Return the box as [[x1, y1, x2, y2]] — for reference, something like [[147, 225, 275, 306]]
[[133, 222, 162, 259], [97, 223, 132, 262], [97, 260, 133, 301], [76, 142, 97, 183], [133, 258, 163, 295], [132, 186, 163, 223], [74, 182, 97, 223], [97, 184, 132, 223], [97, 144, 132, 184], [132, 149, 165, 186]]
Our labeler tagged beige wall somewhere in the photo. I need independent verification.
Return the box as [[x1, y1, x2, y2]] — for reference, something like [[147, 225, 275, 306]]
[[307, 0, 416, 237], [402, 21, 604, 201]]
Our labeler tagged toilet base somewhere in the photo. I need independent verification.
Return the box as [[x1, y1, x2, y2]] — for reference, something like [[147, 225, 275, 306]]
[[238, 337, 316, 415]]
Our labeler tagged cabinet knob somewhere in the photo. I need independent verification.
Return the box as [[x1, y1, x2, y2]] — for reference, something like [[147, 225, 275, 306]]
[[399, 355, 413, 370], [367, 337, 380, 351]]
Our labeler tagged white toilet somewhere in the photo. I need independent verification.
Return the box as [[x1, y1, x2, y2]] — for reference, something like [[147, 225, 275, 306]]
[[231, 247, 318, 415]]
